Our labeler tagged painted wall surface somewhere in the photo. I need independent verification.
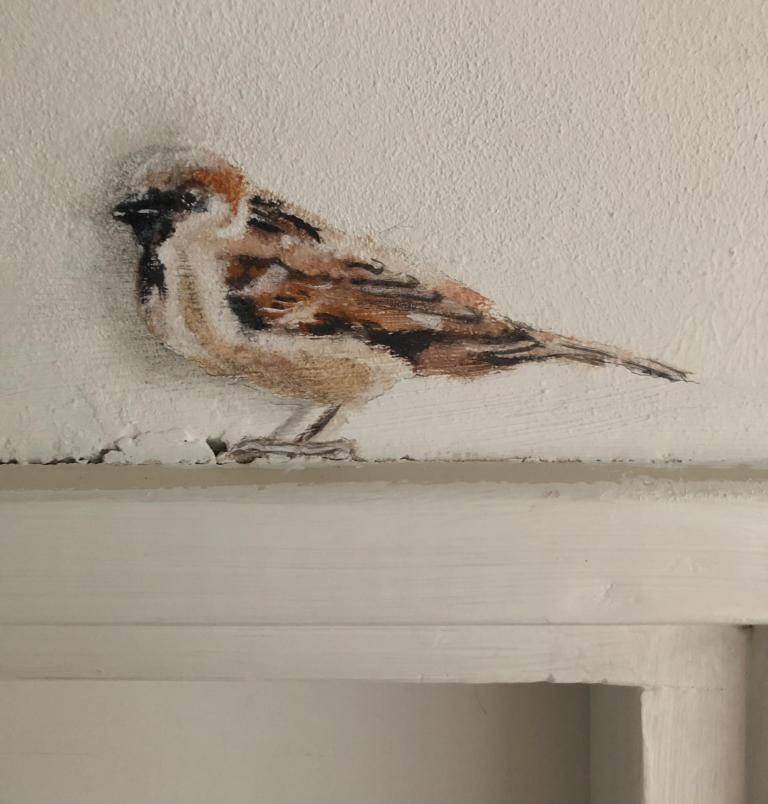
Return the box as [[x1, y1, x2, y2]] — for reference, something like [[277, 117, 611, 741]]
[[0, 681, 589, 804], [2, 0, 766, 463]]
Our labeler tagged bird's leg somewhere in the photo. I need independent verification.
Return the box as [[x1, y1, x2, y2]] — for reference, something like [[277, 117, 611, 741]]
[[295, 404, 343, 443], [267, 404, 321, 442], [222, 404, 357, 463]]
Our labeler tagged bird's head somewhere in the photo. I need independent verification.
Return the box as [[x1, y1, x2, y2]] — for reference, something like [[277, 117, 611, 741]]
[[112, 149, 246, 250]]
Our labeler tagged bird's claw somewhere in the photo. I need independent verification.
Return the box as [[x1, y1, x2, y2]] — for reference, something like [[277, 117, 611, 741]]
[[219, 437, 358, 464]]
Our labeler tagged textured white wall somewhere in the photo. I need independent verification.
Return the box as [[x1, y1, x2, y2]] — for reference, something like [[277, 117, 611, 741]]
[[2, 0, 766, 463]]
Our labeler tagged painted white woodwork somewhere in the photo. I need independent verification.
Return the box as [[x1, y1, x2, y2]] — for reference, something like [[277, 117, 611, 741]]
[[0, 624, 749, 803], [642, 684, 747, 804], [748, 627, 768, 804], [0, 467, 761, 802], [3, 0, 767, 797], [2, 467, 767, 626], [0, 624, 745, 685]]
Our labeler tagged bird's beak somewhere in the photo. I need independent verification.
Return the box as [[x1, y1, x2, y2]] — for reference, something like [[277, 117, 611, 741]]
[[111, 196, 160, 224]]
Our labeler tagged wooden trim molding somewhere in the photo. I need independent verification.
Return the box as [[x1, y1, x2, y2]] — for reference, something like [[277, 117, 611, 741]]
[[2, 465, 767, 626], [0, 466, 760, 803]]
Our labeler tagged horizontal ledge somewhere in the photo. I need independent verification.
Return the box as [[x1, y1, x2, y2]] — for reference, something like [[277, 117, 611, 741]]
[[0, 624, 747, 684], [2, 460, 768, 491], [3, 477, 768, 625]]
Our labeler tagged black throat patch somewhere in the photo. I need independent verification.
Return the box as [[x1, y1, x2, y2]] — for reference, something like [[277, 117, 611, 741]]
[[131, 216, 176, 303]]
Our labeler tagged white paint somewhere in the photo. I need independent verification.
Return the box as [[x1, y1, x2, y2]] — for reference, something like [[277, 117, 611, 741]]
[[152, 196, 246, 353], [642, 683, 747, 804], [0, 681, 589, 804], [0, 469, 757, 800], [2, 0, 767, 462], [0, 624, 747, 801], [408, 312, 445, 330], [232, 264, 289, 299], [0, 624, 744, 686], [3, 470, 767, 625], [748, 627, 768, 804], [101, 428, 214, 464]]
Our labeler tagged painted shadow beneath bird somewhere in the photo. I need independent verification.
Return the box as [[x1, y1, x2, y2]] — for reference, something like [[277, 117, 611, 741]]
[[112, 148, 689, 462]]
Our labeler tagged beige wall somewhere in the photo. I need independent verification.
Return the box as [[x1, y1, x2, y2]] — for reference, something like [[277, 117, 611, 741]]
[[0, 681, 589, 804]]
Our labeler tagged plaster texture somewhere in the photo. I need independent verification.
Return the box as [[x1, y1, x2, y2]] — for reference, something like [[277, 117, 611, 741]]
[[2, 0, 765, 462]]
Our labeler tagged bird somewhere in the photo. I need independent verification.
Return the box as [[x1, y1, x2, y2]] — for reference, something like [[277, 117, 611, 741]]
[[112, 148, 689, 461]]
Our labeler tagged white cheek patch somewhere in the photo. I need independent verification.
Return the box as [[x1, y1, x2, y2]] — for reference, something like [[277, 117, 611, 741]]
[[145, 251, 209, 360], [217, 198, 250, 239], [408, 313, 444, 330], [154, 235, 240, 355]]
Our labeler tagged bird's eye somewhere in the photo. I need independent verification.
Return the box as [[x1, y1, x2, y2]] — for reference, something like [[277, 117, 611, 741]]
[[179, 191, 204, 211]]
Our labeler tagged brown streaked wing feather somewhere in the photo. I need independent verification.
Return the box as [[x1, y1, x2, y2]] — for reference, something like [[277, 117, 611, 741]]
[[223, 229, 687, 382], [223, 244, 532, 370], [246, 192, 325, 243]]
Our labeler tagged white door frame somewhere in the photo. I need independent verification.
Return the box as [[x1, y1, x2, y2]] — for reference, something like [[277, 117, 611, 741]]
[[2, 463, 766, 803]]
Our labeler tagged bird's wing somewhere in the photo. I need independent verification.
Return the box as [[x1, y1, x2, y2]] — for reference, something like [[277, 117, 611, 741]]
[[245, 193, 324, 243], [241, 187, 500, 316], [226, 197, 689, 382], [222, 238, 533, 374]]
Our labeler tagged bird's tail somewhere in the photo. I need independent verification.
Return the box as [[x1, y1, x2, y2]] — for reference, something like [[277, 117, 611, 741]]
[[485, 328, 690, 383]]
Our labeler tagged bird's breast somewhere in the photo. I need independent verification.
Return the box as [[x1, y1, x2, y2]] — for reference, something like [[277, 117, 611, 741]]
[[140, 244, 408, 404]]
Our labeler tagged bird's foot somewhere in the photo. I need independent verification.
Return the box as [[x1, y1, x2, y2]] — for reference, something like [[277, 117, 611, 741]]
[[219, 437, 358, 464]]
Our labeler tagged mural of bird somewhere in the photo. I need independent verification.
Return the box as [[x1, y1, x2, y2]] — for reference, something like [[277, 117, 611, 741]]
[[112, 149, 688, 460]]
